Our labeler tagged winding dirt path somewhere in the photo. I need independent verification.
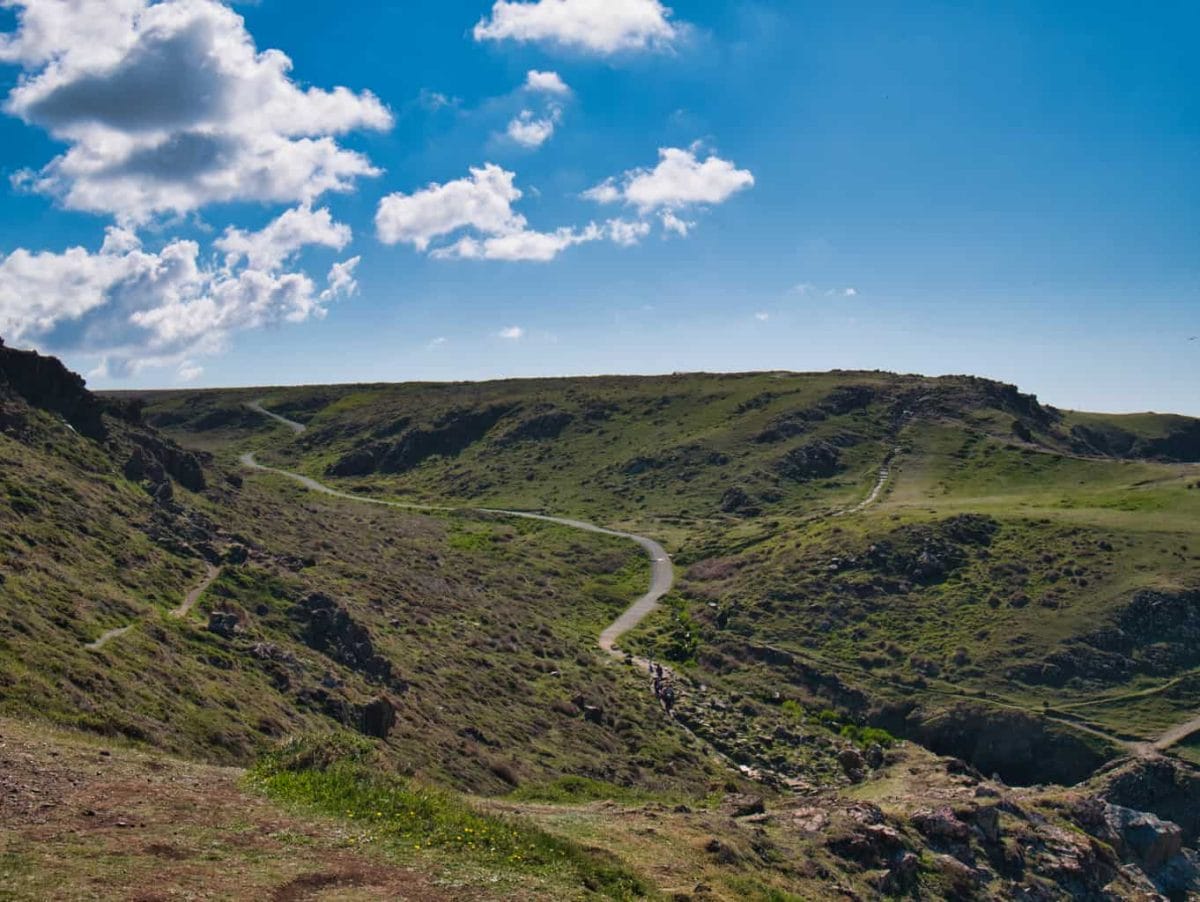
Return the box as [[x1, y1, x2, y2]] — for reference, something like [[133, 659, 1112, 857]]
[[1153, 714, 1200, 752], [85, 626, 134, 652], [241, 401, 674, 661], [86, 563, 220, 651], [836, 448, 901, 517], [170, 562, 221, 618]]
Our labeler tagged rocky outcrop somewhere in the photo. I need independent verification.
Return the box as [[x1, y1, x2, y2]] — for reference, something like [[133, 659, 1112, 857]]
[[719, 487, 760, 517], [497, 409, 574, 444], [359, 697, 397, 739], [0, 337, 107, 439], [1013, 589, 1200, 688], [327, 405, 514, 477], [776, 441, 843, 482], [1092, 756, 1200, 844], [895, 704, 1116, 786], [289, 593, 398, 687], [1071, 420, 1200, 463]]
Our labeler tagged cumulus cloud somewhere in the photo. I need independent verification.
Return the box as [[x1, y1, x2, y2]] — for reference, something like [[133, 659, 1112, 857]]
[[1, 0, 392, 222], [586, 146, 755, 215], [474, 0, 679, 55], [506, 109, 560, 148], [321, 257, 361, 302], [376, 164, 526, 252], [524, 69, 571, 95], [606, 218, 652, 247], [376, 165, 649, 262], [498, 326, 525, 340], [0, 209, 354, 377], [215, 205, 351, 271], [660, 210, 695, 237]]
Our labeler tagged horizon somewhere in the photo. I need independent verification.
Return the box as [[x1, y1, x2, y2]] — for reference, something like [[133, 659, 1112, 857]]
[[89, 361, 1193, 418], [1, 1, 1197, 415]]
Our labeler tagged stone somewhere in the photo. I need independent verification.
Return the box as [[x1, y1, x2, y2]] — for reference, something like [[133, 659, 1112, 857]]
[[206, 611, 240, 639], [1105, 804, 1184, 871], [360, 697, 397, 740]]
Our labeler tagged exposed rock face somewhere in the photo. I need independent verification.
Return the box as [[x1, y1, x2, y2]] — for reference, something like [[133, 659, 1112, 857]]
[[896, 704, 1114, 786], [719, 487, 760, 516], [290, 594, 397, 686], [1093, 757, 1200, 844], [0, 337, 107, 439], [827, 515, 999, 586], [776, 441, 843, 481], [497, 409, 574, 444], [1105, 805, 1183, 871], [327, 405, 514, 477], [1014, 589, 1200, 687], [359, 697, 397, 739], [1071, 420, 1200, 462], [207, 611, 241, 639]]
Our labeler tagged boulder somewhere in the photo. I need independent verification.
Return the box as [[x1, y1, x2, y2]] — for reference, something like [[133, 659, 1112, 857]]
[[206, 611, 240, 639], [1105, 804, 1183, 871], [838, 747, 867, 783], [359, 697, 397, 740], [776, 441, 843, 482]]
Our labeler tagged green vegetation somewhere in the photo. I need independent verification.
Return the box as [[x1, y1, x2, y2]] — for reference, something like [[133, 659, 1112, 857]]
[[251, 734, 652, 899], [6, 349, 1200, 899]]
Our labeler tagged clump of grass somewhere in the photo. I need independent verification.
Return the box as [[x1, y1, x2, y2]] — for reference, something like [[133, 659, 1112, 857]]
[[508, 775, 673, 806], [249, 734, 651, 899]]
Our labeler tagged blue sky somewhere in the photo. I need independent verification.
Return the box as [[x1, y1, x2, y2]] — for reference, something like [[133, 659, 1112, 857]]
[[0, 0, 1197, 414]]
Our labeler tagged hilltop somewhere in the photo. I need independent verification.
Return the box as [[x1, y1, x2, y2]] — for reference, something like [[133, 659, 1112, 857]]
[[3, 347, 1200, 899]]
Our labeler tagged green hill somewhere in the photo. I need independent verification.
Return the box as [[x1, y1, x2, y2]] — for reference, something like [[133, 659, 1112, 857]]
[[5, 347, 1200, 899]]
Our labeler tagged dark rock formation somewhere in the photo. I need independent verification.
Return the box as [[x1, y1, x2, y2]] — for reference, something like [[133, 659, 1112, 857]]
[[1093, 757, 1200, 844], [327, 405, 514, 477], [359, 697, 397, 739], [719, 487, 760, 516], [1013, 589, 1200, 687], [1071, 420, 1200, 463], [498, 409, 574, 444], [207, 611, 241, 639], [0, 337, 107, 439], [776, 441, 843, 481], [290, 593, 397, 686], [896, 703, 1115, 786]]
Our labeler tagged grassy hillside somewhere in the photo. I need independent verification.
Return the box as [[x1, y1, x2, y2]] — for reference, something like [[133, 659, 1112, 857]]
[[6, 352, 1200, 899], [133, 371, 1200, 771]]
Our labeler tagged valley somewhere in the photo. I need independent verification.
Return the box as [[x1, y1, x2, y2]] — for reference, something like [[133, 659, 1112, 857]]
[[3, 342, 1200, 899]]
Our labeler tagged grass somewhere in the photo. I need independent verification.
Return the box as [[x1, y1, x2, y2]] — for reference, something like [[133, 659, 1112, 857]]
[[249, 734, 654, 899]]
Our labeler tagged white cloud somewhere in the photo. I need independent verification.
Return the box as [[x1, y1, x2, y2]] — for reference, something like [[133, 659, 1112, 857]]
[[498, 326, 525, 340], [177, 360, 204, 382], [606, 218, 651, 247], [791, 282, 815, 296], [0, 224, 342, 377], [434, 225, 601, 262], [524, 70, 570, 95], [474, 0, 678, 55], [506, 109, 559, 148], [321, 256, 361, 302], [376, 164, 526, 252], [826, 287, 858, 298], [660, 210, 695, 237], [377, 165, 647, 262], [1, 0, 392, 223], [755, 312, 770, 322], [216, 205, 351, 271], [427, 336, 448, 350], [587, 146, 755, 215]]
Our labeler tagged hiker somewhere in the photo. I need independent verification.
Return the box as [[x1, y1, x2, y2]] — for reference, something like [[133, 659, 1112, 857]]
[[662, 685, 676, 714], [653, 675, 663, 698]]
